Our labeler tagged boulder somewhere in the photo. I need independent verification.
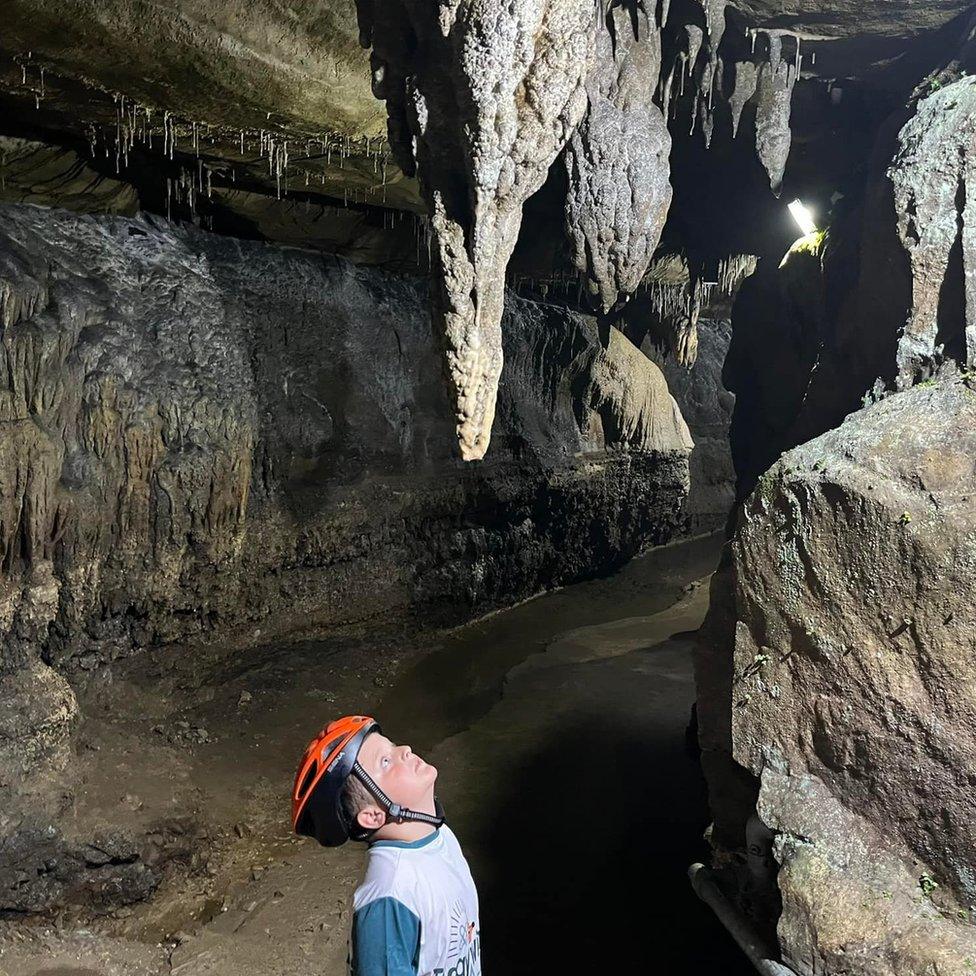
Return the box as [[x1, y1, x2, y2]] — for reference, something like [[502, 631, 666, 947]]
[[731, 373, 976, 974]]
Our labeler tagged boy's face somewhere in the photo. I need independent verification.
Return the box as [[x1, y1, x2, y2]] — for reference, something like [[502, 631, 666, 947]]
[[357, 732, 437, 825]]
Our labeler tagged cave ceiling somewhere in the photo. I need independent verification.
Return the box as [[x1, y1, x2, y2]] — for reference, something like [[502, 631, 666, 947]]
[[0, 0, 969, 457], [0, 0, 967, 213]]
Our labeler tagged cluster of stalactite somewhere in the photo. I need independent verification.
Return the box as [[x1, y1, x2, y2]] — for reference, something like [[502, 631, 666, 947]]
[[658, 5, 801, 195], [354, 0, 797, 459]]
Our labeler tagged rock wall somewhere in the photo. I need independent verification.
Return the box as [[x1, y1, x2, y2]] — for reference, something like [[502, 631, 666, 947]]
[[699, 58, 976, 976], [730, 375, 976, 974], [0, 202, 692, 783]]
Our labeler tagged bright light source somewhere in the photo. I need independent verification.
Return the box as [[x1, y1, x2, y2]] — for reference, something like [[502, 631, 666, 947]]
[[789, 199, 818, 237]]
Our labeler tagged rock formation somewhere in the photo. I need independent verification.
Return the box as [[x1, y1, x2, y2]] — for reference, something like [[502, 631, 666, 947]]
[[754, 34, 797, 196], [5, 1, 976, 971], [731, 374, 976, 974], [354, 0, 599, 460], [655, 317, 736, 532], [0, 200, 692, 788], [891, 75, 976, 384], [563, 2, 672, 314], [698, 21, 976, 976]]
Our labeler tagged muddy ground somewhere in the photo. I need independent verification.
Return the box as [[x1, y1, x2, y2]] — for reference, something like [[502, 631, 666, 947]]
[[0, 533, 751, 975]]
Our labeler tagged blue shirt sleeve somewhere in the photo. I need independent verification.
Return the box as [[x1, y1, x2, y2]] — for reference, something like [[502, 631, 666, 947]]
[[350, 896, 421, 976]]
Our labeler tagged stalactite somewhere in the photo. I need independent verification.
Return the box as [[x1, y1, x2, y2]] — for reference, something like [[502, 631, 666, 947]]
[[729, 60, 758, 138], [660, 62, 676, 120], [686, 25, 704, 73], [563, 0, 671, 315], [355, 0, 599, 460], [700, 0, 727, 58], [755, 36, 796, 196]]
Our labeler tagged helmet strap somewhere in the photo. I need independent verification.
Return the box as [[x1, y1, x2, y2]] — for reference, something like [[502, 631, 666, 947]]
[[352, 761, 445, 830]]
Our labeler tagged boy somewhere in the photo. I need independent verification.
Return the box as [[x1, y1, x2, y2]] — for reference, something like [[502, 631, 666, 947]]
[[292, 715, 481, 976]]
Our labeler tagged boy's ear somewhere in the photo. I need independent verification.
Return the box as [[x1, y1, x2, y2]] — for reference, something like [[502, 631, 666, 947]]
[[356, 805, 387, 831]]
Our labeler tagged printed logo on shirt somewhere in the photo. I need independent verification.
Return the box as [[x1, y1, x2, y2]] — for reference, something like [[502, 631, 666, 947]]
[[430, 902, 480, 976]]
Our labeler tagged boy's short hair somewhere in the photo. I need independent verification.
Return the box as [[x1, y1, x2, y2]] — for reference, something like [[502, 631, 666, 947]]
[[341, 774, 375, 827]]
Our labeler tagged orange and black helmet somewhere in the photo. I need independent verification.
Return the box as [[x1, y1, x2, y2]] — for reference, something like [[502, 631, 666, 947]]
[[292, 715, 444, 847]]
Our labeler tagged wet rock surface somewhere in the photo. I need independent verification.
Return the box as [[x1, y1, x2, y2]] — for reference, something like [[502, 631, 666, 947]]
[[730, 374, 976, 973], [0, 201, 691, 675]]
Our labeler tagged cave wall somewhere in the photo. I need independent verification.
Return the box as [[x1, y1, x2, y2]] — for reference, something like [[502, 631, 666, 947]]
[[698, 60, 976, 975], [0, 201, 692, 783], [731, 377, 976, 975]]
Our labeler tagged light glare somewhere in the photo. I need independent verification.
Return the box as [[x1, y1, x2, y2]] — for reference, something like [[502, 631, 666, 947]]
[[789, 199, 818, 237]]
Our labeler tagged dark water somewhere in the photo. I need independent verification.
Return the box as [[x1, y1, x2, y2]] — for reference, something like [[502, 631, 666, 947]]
[[381, 533, 754, 976]]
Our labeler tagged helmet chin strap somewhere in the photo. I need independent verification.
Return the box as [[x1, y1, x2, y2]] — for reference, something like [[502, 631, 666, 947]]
[[352, 761, 445, 830]]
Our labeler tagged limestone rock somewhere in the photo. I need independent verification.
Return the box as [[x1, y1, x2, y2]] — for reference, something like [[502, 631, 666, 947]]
[[732, 374, 976, 974], [732, 0, 972, 38], [729, 61, 759, 139], [576, 329, 693, 455], [890, 76, 976, 384], [656, 318, 736, 532], [0, 202, 692, 673], [356, 0, 598, 459], [563, 2, 672, 315], [0, 657, 77, 784], [754, 38, 796, 196]]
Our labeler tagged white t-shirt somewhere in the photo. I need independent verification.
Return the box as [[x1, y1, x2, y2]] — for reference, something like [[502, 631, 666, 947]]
[[349, 826, 481, 976]]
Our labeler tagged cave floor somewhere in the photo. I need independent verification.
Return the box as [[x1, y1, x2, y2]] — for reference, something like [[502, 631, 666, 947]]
[[1, 532, 751, 976]]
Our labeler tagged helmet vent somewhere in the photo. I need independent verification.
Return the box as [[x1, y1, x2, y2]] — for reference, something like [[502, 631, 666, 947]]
[[298, 763, 318, 799]]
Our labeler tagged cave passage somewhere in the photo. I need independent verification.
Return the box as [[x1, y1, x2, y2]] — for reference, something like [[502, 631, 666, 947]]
[[5, 2, 976, 973], [0, 534, 751, 975], [381, 532, 750, 975]]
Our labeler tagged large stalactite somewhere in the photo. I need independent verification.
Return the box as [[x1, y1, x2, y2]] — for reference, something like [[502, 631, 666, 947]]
[[563, 2, 672, 315], [355, 0, 599, 460]]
